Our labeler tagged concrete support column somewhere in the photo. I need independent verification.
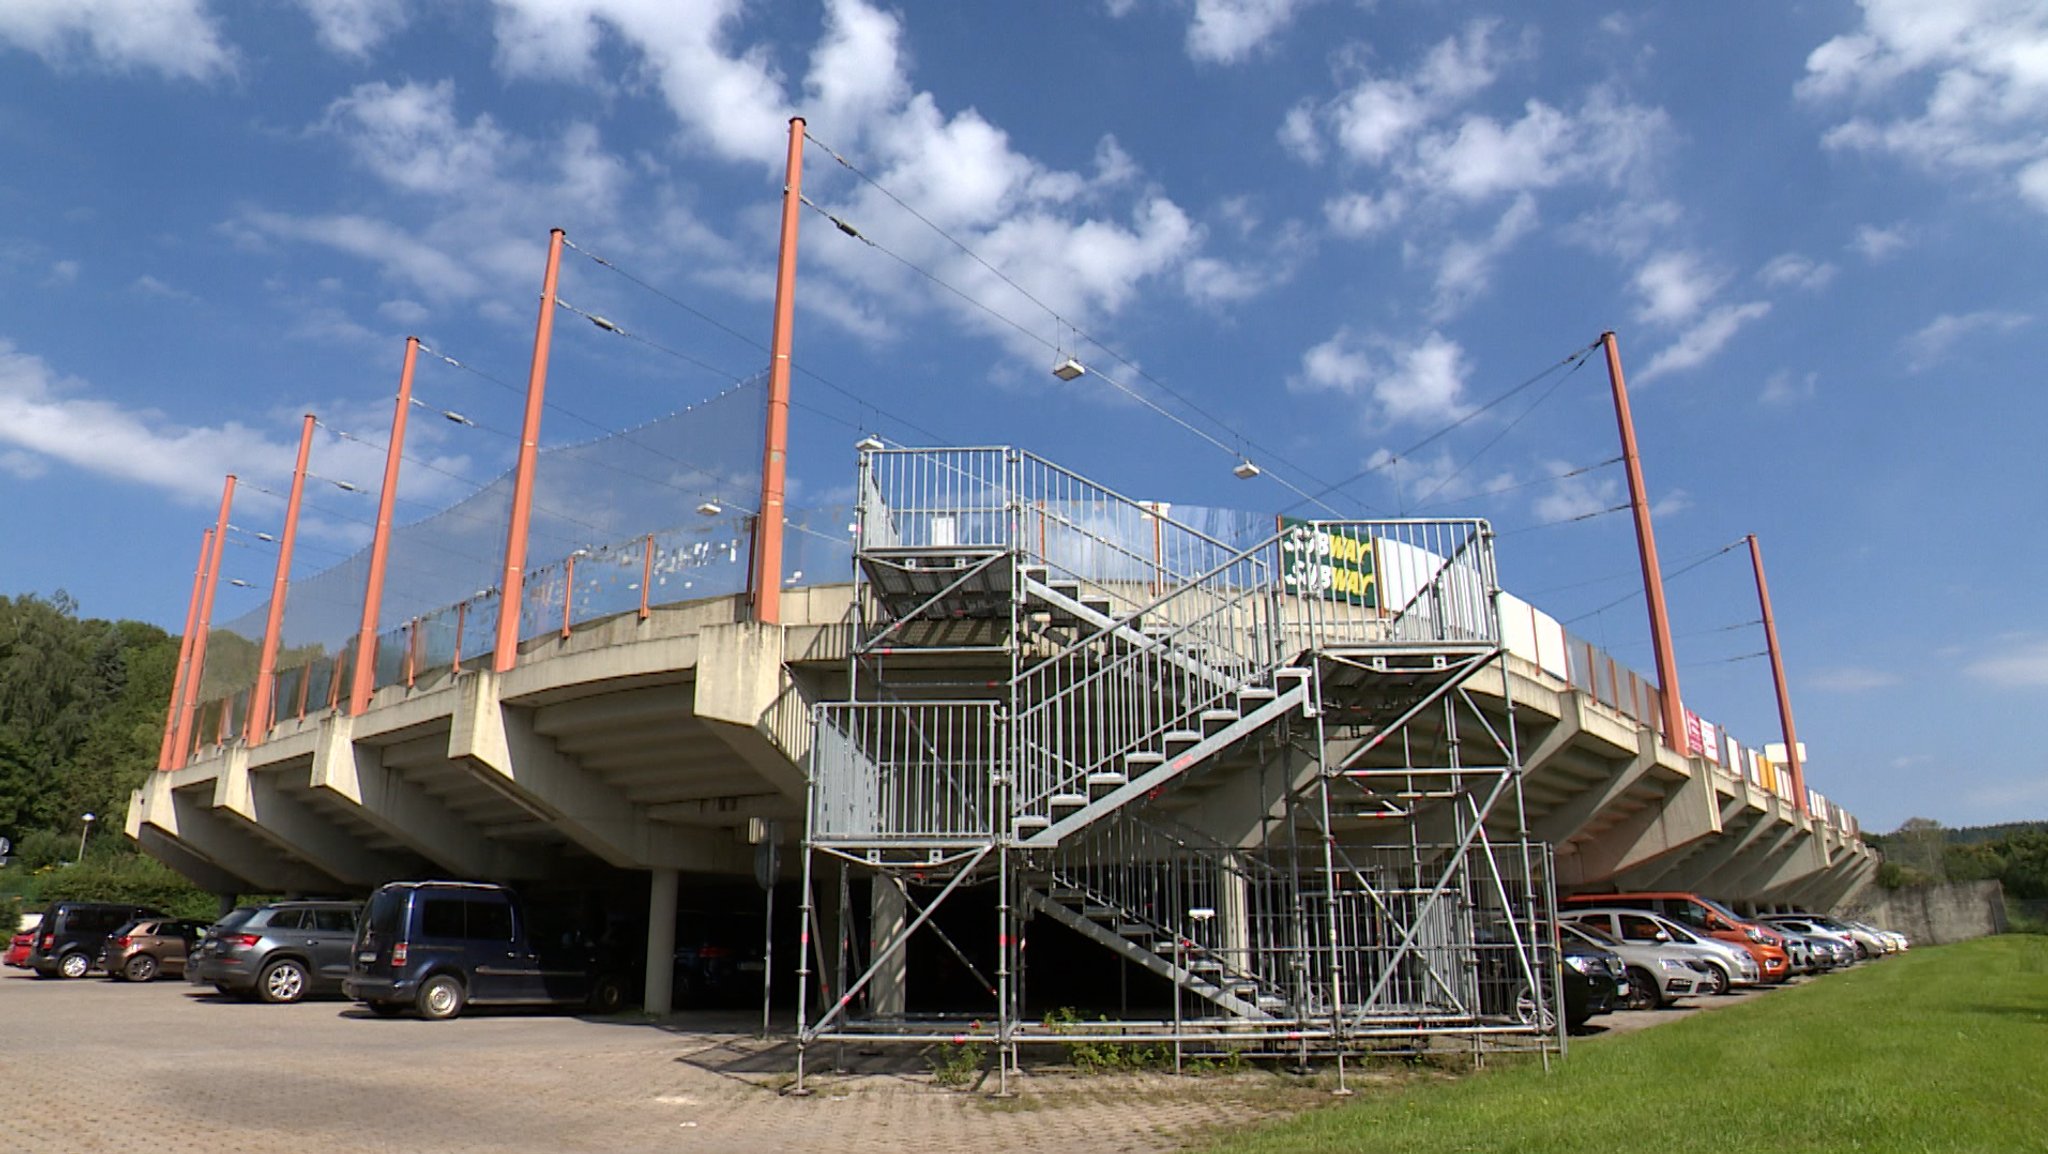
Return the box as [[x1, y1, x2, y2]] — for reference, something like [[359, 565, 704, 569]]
[[645, 867, 679, 1016], [1217, 856, 1252, 976], [870, 873, 907, 1018]]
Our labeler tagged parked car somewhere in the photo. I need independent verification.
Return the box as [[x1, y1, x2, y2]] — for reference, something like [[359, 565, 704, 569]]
[[345, 880, 630, 1020], [1560, 921, 1709, 1010], [1761, 916, 1857, 964], [100, 918, 208, 982], [5, 930, 35, 969], [1561, 891, 1790, 982], [187, 900, 362, 1003], [1558, 927, 1626, 1029], [1763, 922, 1816, 974], [26, 901, 165, 979], [1782, 914, 1888, 959], [1561, 907, 1761, 993]]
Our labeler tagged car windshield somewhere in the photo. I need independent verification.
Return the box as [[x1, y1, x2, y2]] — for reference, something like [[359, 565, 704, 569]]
[[211, 907, 258, 933], [1570, 922, 1623, 948], [1695, 896, 1749, 925]]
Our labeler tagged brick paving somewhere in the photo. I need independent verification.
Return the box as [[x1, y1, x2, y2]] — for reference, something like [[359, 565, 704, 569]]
[[0, 973, 1329, 1153]]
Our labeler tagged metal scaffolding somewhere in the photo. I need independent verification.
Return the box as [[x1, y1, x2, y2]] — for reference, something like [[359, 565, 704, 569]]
[[793, 447, 1558, 1091]]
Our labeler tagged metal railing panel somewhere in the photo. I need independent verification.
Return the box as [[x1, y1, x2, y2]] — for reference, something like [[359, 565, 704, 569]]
[[810, 701, 998, 845]]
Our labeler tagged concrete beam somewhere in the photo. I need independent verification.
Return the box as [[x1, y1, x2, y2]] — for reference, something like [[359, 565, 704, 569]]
[[215, 745, 400, 888], [140, 771, 336, 893], [449, 668, 747, 873], [1532, 720, 1657, 846], [1716, 825, 1810, 901], [308, 712, 509, 880], [126, 786, 251, 894], [693, 620, 808, 801], [1554, 754, 1720, 891], [1629, 800, 1776, 892]]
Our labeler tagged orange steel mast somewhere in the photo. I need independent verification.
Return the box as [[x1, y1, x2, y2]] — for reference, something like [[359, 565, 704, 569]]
[[158, 528, 213, 769], [1748, 534, 1808, 814], [172, 475, 237, 768], [751, 117, 805, 626], [1601, 332, 1687, 752], [352, 337, 419, 712], [247, 414, 316, 746], [494, 230, 565, 672]]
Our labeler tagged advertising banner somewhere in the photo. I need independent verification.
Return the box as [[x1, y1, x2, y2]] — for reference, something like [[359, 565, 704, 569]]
[[1279, 517, 1378, 607]]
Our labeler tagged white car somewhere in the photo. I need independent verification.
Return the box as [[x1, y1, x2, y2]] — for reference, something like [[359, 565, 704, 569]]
[[1562, 907, 1761, 993]]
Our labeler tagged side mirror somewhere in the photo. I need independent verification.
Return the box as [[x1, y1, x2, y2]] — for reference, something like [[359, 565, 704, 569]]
[[1653, 930, 1671, 943]]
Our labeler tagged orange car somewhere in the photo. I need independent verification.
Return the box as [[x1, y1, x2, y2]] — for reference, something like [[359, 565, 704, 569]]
[[1560, 891, 1790, 983]]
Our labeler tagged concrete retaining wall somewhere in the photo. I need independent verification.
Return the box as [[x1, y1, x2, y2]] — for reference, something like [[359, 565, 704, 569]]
[[1840, 879, 2008, 946]]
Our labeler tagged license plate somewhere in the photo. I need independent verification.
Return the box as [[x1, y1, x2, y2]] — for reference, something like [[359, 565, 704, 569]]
[[1615, 981, 1630, 996], [357, 952, 376, 964]]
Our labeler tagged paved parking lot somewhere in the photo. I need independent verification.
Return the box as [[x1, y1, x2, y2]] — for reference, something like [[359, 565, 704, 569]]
[[0, 972, 1333, 1154]]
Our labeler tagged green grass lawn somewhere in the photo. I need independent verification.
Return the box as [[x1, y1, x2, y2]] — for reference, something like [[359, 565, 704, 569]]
[[1201, 935, 2048, 1153]]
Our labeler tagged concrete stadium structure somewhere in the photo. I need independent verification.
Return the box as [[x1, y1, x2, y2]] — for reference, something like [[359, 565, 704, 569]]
[[127, 445, 1874, 1076]]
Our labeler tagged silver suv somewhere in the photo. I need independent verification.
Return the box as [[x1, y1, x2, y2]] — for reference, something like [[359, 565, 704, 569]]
[[188, 900, 362, 1004]]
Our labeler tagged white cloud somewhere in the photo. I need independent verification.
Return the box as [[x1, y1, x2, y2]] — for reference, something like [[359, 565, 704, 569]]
[[1758, 252, 1838, 291], [132, 274, 196, 303], [0, 0, 234, 80], [1903, 310, 2030, 370], [1293, 329, 1473, 428], [1324, 190, 1406, 237], [1852, 222, 1912, 260], [1278, 103, 1323, 164], [1807, 665, 1904, 691], [1430, 193, 1537, 317], [295, 0, 407, 58], [1632, 251, 1726, 327], [229, 211, 487, 302], [1761, 369, 1819, 405], [1295, 21, 1671, 323], [0, 339, 290, 506], [488, 0, 792, 167], [1801, 0, 2048, 212], [1965, 638, 2048, 687], [47, 260, 80, 286], [323, 80, 516, 197], [1532, 458, 1622, 523], [1187, 0, 1318, 64], [1649, 488, 1690, 518], [1636, 301, 1772, 382]]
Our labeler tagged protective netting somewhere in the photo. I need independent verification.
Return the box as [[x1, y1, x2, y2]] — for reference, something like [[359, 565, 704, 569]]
[[196, 377, 777, 738]]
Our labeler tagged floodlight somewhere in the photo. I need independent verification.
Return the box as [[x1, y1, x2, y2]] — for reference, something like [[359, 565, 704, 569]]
[[1232, 460, 1262, 479], [1052, 357, 1087, 381]]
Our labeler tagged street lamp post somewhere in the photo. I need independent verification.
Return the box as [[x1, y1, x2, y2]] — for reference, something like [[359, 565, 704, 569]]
[[77, 813, 95, 863]]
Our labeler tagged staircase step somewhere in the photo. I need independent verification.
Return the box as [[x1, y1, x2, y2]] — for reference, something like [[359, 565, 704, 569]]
[[1115, 924, 1154, 938], [1162, 730, 1202, 750], [1049, 793, 1089, 810], [1080, 595, 1114, 617], [1256, 995, 1289, 1012], [1013, 814, 1051, 835], [1046, 888, 1088, 902], [1087, 771, 1130, 790], [1237, 685, 1277, 705], [1082, 905, 1117, 921], [1199, 709, 1242, 729]]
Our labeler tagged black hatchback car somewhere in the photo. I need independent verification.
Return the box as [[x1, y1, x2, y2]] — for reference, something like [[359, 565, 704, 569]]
[[27, 901, 165, 980], [346, 880, 628, 1020], [187, 900, 362, 1003], [1560, 928, 1626, 1028]]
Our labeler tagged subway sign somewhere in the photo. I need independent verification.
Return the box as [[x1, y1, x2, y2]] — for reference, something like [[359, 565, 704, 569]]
[[1280, 517, 1378, 607]]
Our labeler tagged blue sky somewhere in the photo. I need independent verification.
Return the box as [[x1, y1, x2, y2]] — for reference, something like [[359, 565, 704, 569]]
[[2, 0, 2044, 833]]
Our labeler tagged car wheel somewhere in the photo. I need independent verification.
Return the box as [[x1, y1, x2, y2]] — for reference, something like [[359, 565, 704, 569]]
[[57, 951, 92, 980], [366, 1001, 405, 1018], [124, 954, 161, 983], [1511, 982, 1557, 1031], [416, 974, 466, 1021], [586, 974, 626, 1015], [257, 958, 309, 1004], [1623, 967, 1660, 1011], [1700, 962, 1730, 996]]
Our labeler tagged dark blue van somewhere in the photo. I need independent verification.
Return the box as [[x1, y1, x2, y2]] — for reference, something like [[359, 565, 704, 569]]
[[344, 880, 628, 1020]]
